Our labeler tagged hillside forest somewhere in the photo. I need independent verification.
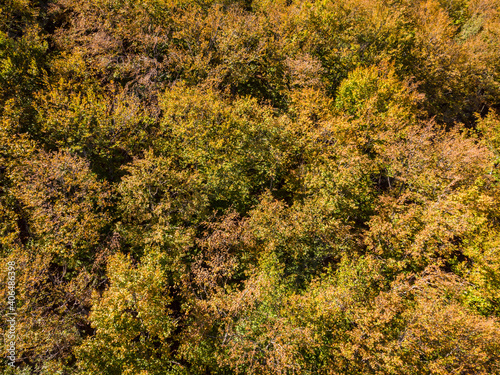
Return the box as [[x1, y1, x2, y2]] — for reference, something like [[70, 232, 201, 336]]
[[1, 0, 500, 373]]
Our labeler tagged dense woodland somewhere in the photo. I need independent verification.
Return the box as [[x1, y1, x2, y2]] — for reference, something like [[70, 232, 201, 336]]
[[1, 0, 500, 373]]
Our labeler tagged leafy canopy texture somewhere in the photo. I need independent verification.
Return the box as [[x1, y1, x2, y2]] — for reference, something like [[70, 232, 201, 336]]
[[1, 0, 500, 374]]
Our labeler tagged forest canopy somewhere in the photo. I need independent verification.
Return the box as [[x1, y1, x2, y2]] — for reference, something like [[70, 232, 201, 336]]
[[1, 0, 500, 373]]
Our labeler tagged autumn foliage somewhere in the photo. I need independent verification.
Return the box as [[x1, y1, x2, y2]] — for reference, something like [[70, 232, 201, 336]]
[[1, 0, 500, 373]]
